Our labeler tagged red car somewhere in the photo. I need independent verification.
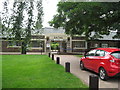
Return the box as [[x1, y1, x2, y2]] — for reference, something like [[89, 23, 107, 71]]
[[80, 48, 120, 81]]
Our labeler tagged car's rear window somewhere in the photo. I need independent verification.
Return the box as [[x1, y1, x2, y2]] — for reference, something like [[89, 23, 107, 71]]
[[111, 51, 120, 59]]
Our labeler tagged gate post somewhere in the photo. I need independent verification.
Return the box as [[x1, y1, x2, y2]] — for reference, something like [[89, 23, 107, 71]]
[[52, 54, 54, 60], [65, 62, 70, 73], [89, 75, 99, 90], [56, 57, 60, 64]]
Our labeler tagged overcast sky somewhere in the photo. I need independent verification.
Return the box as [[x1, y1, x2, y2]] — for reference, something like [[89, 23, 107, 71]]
[[42, 0, 60, 27], [0, 0, 60, 27]]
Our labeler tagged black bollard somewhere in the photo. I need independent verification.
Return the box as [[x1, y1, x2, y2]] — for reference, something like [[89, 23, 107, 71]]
[[56, 57, 60, 64], [48, 53, 50, 57], [89, 75, 99, 90], [65, 62, 70, 73], [52, 54, 54, 60]]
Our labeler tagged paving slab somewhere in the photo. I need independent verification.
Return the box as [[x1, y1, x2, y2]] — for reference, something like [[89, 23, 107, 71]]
[[53, 55, 119, 89]]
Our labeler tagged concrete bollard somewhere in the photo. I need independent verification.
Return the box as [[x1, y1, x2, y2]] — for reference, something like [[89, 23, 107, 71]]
[[56, 57, 60, 64], [48, 53, 50, 57], [52, 54, 54, 60], [89, 75, 99, 90], [65, 62, 70, 73]]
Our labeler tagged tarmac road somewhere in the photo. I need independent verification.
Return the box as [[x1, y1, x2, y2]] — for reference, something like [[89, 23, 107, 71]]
[[54, 55, 120, 89]]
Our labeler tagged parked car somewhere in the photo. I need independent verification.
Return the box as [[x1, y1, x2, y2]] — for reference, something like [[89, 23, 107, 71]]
[[80, 48, 120, 81]]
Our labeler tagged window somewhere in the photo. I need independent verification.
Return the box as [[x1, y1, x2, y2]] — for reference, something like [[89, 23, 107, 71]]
[[8, 41, 13, 46], [95, 50, 106, 56], [102, 44, 108, 48], [73, 41, 86, 48], [94, 43, 99, 48], [100, 50, 105, 56], [86, 50, 97, 57], [31, 41, 43, 47], [31, 41, 40, 47], [111, 51, 120, 59], [8, 41, 21, 47], [95, 50, 101, 56], [16, 42, 21, 46]]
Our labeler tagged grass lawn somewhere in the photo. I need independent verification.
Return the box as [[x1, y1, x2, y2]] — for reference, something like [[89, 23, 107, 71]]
[[76, 55, 83, 58], [2, 55, 88, 88]]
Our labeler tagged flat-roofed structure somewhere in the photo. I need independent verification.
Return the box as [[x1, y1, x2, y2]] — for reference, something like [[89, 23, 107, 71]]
[[1, 27, 120, 54]]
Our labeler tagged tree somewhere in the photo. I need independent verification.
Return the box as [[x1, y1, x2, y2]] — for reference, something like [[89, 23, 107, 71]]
[[11, 1, 26, 54], [49, 2, 120, 40], [11, 2, 25, 40], [35, 0, 43, 34], [1, 0, 11, 36], [20, 2, 33, 54], [1, 0, 43, 54]]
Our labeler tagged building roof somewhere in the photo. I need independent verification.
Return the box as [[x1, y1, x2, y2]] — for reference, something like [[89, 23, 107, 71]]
[[42, 27, 65, 34], [91, 31, 120, 41], [1, 27, 120, 41]]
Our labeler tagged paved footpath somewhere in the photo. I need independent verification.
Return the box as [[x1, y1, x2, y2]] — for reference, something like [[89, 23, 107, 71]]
[[54, 55, 119, 89]]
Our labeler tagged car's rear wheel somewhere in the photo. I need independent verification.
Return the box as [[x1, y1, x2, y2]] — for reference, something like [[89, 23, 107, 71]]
[[80, 61, 85, 70], [99, 68, 109, 81]]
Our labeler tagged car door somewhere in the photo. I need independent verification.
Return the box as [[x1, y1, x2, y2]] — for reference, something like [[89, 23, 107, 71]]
[[84, 49, 97, 70], [91, 50, 106, 72]]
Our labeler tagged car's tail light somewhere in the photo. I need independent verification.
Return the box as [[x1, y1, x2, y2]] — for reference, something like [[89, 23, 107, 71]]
[[109, 60, 115, 62]]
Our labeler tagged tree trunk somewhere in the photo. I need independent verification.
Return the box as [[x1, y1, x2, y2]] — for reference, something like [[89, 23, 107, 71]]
[[21, 42, 27, 54]]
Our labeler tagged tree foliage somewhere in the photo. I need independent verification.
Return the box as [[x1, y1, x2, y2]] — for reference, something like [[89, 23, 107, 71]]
[[35, 0, 43, 30], [49, 2, 120, 40], [1, 0, 11, 36], [11, 2, 25, 41], [1, 0, 43, 54]]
